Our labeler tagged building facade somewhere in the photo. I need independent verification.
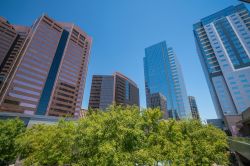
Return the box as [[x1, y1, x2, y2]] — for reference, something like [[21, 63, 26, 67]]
[[88, 72, 139, 110], [0, 15, 92, 117], [143, 41, 191, 119], [188, 96, 200, 120], [0, 17, 30, 87], [193, 4, 250, 118], [149, 92, 168, 119], [0, 17, 18, 68], [207, 118, 225, 130]]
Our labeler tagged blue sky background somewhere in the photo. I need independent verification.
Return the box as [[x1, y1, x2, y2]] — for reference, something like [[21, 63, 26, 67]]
[[0, 0, 243, 120]]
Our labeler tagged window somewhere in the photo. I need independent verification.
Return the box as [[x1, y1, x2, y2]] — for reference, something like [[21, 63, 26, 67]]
[[230, 81, 236, 85], [4, 99, 19, 105], [16, 73, 43, 85], [13, 79, 42, 90], [232, 86, 238, 90], [236, 96, 243, 100], [223, 64, 229, 67], [14, 87, 40, 96], [244, 84, 250, 88], [214, 17, 250, 68], [234, 91, 240, 95], [20, 102, 36, 108], [9, 92, 38, 102], [239, 74, 245, 78], [125, 81, 130, 100]]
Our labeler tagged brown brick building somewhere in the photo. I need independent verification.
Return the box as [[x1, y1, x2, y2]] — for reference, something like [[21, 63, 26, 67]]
[[0, 15, 92, 117], [149, 92, 168, 119], [188, 96, 200, 120], [88, 72, 139, 110]]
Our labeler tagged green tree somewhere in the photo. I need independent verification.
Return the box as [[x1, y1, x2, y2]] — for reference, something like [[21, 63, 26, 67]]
[[15, 105, 229, 165], [74, 105, 150, 165], [16, 120, 76, 166], [0, 118, 25, 166]]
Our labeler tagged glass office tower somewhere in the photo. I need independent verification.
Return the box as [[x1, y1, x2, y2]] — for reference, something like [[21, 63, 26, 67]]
[[143, 41, 191, 119], [193, 4, 250, 118]]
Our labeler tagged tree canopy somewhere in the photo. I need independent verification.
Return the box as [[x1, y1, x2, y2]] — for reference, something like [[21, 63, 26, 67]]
[[0, 118, 25, 165], [1, 105, 229, 165]]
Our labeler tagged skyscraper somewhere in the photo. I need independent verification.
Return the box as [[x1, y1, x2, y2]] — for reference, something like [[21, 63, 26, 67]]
[[0, 17, 18, 67], [88, 72, 139, 109], [193, 4, 250, 118], [0, 17, 30, 87], [0, 15, 92, 117], [188, 96, 200, 120], [143, 41, 191, 119]]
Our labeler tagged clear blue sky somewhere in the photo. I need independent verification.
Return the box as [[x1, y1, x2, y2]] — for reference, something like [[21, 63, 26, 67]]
[[1, 0, 243, 120]]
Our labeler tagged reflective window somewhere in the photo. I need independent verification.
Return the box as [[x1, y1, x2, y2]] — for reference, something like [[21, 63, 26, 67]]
[[125, 81, 130, 100], [243, 84, 250, 88], [214, 17, 250, 69]]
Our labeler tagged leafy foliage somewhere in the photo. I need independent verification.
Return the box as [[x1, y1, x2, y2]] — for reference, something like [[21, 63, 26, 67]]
[[0, 118, 25, 165], [1, 105, 229, 165], [15, 119, 76, 166]]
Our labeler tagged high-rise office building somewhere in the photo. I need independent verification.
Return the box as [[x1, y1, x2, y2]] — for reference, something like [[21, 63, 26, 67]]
[[88, 72, 139, 109], [149, 92, 168, 119], [143, 41, 191, 119], [89, 75, 114, 109], [0, 17, 18, 67], [188, 96, 200, 120], [0, 26, 30, 87], [193, 4, 250, 118], [0, 17, 30, 86], [0, 15, 92, 117]]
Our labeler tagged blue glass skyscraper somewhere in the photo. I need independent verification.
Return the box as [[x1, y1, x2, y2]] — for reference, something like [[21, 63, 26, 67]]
[[193, 4, 250, 118], [143, 41, 191, 119]]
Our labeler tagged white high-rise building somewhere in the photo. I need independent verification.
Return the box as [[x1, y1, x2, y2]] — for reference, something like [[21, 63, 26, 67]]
[[194, 4, 250, 118]]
